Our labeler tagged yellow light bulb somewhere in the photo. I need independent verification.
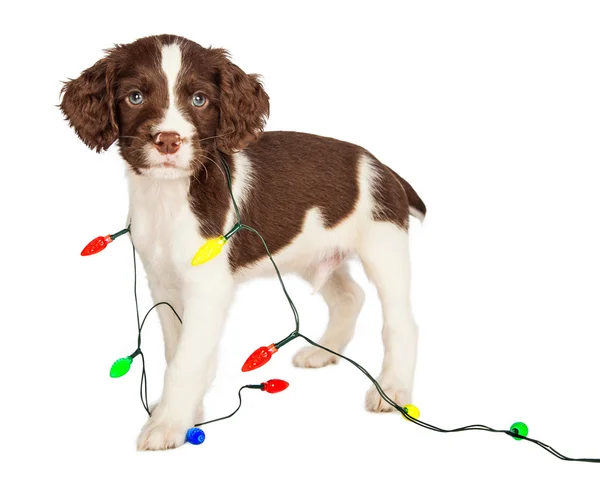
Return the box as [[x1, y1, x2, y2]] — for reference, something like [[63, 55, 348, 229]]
[[403, 404, 420, 421], [191, 236, 227, 266]]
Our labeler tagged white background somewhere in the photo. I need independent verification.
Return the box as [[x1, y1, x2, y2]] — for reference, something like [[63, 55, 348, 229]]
[[2, 0, 599, 477]]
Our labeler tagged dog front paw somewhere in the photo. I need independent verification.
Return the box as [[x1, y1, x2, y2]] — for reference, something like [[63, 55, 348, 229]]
[[365, 378, 412, 413], [136, 411, 189, 451]]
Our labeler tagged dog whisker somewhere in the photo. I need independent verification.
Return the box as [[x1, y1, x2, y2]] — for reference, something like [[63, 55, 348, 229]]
[[194, 132, 233, 144], [196, 153, 227, 182], [119, 135, 143, 142]]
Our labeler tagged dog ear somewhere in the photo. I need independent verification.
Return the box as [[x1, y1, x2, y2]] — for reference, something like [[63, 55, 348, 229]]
[[215, 54, 270, 154], [60, 54, 118, 152]]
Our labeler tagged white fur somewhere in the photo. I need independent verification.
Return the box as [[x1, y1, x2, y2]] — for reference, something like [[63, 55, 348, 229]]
[[293, 262, 365, 368], [224, 152, 255, 232], [131, 149, 419, 449], [144, 43, 196, 180], [361, 223, 417, 410]]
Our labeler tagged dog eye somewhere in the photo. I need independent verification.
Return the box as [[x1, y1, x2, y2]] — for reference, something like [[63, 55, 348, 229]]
[[128, 91, 143, 105], [192, 94, 207, 107]]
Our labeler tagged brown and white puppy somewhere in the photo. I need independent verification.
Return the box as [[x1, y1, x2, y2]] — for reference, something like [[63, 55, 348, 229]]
[[60, 34, 426, 450]]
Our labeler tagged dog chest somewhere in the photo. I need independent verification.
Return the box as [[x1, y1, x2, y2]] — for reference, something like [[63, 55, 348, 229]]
[[128, 175, 204, 277]]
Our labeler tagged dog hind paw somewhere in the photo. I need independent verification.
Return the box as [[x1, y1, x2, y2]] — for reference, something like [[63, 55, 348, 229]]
[[365, 380, 412, 413], [292, 346, 339, 368]]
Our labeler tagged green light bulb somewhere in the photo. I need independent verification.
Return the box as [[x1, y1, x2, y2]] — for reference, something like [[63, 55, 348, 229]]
[[510, 421, 529, 440], [110, 357, 133, 378]]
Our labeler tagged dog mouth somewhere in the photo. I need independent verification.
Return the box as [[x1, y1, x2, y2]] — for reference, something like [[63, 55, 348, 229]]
[[146, 161, 191, 176], [151, 155, 183, 169], [153, 152, 185, 169]]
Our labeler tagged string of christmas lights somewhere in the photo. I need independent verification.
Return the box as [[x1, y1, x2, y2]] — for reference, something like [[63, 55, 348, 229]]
[[80, 157, 600, 462]]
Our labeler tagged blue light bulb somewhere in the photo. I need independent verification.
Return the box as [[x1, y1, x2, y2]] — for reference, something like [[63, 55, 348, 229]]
[[186, 427, 206, 445]]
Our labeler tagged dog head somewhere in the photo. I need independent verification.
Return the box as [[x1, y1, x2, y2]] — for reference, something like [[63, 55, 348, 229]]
[[60, 35, 269, 179]]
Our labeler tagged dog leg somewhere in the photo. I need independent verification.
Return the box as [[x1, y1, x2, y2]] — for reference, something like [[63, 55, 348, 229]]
[[359, 222, 418, 412], [137, 273, 233, 450], [293, 262, 365, 368], [147, 276, 182, 364]]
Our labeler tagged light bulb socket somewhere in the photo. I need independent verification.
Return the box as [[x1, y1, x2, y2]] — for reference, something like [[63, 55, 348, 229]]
[[224, 223, 242, 240], [247, 384, 265, 390], [275, 331, 299, 350], [130, 348, 141, 360], [110, 227, 130, 241]]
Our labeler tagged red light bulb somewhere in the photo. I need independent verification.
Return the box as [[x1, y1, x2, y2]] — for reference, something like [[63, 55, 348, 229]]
[[242, 343, 278, 372], [81, 235, 113, 256], [262, 379, 289, 393]]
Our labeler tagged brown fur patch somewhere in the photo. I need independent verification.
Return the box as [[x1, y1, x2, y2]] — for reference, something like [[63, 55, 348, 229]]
[[189, 154, 236, 239], [226, 134, 425, 270], [60, 56, 119, 152], [227, 131, 363, 270], [115, 37, 169, 173]]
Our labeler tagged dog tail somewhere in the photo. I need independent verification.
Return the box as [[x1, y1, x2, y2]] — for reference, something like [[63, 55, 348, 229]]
[[390, 170, 426, 222], [403, 177, 427, 222]]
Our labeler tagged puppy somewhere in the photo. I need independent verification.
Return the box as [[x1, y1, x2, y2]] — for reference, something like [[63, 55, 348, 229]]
[[60, 34, 426, 450]]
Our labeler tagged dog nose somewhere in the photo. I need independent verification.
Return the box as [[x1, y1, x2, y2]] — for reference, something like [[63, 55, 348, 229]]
[[153, 132, 181, 154]]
